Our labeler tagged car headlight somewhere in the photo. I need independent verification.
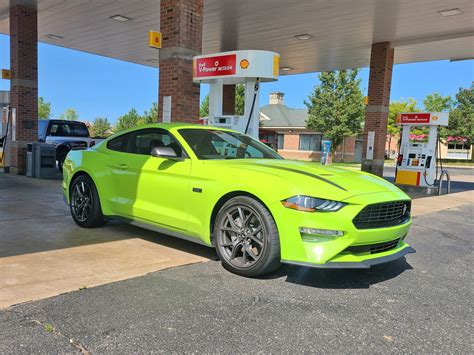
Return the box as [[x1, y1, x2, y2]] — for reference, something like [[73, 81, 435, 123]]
[[281, 195, 345, 212]]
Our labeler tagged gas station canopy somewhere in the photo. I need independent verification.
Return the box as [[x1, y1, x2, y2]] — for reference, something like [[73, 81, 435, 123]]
[[0, 0, 473, 73]]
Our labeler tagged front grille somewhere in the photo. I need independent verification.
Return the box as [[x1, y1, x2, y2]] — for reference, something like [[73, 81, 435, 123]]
[[344, 238, 400, 255], [353, 200, 411, 229]]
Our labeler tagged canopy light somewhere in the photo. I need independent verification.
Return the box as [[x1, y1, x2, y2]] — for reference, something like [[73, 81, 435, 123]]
[[280, 66, 293, 71], [147, 59, 159, 63], [450, 57, 474, 62], [45, 34, 63, 40], [437, 8, 462, 17], [110, 14, 132, 22], [282, 196, 346, 212], [295, 34, 312, 40]]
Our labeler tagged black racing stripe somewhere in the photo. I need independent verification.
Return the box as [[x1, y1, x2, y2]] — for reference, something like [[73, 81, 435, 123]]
[[265, 165, 347, 191]]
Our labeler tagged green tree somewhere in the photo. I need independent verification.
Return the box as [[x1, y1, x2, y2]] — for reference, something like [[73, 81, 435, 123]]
[[200, 95, 209, 118], [387, 98, 419, 147], [441, 83, 474, 149], [305, 69, 365, 155], [199, 84, 245, 118], [89, 117, 111, 137], [114, 108, 141, 132], [235, 84, 245, 115], [423, 92, 453, 112], [38, 96, 52, 120], [141, 102, 158, 125], [59, 108, 79, 121]]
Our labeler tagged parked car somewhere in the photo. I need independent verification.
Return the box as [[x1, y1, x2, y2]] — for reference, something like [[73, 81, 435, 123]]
[[62, 123, 414, 277], [38, 119, 103, 172]]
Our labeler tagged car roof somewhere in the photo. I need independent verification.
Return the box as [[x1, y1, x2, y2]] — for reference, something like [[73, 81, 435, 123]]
[[46, 119, 85, 124], [126, 123, 236, 132], [102, 123, 239, 142]]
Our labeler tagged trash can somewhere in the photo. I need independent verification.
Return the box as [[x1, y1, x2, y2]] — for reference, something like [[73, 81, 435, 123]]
[[26, 143, 36, 177], [34, 143, 57, 179]]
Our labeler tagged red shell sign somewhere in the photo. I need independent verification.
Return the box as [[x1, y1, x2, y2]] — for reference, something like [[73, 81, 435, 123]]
[[194, 54, 236, 78]]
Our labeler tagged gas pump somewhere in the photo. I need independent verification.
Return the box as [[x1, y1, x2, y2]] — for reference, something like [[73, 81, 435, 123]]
[[193, 50, 279, 138], [0, 90, 11, 170], [395, 112, 449, 188]]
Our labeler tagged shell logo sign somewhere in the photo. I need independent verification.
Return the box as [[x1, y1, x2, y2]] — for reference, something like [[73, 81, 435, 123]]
[[193, 50, 279, 83], [240, 59, 249, 69]]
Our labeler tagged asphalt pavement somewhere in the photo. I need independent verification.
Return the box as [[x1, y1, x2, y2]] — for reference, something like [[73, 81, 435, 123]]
[[1, 204, 472, 353]]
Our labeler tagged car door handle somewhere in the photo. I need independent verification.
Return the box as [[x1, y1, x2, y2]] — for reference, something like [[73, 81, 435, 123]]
[[116, 164, 129, 170]]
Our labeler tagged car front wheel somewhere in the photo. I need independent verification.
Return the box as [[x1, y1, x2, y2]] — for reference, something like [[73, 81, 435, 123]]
[[214, 196, 281, 277]]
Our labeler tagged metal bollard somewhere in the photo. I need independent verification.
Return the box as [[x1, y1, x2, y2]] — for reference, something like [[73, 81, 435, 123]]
[[438, 170, 451, 195]]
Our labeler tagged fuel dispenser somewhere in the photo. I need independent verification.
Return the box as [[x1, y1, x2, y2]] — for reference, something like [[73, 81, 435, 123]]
[[193, 50, 279, 138], [395, 112, 449, 189], [0, 90, 12, 170]]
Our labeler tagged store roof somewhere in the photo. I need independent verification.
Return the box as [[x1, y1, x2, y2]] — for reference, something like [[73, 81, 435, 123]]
[[260, 104, 307, 128]]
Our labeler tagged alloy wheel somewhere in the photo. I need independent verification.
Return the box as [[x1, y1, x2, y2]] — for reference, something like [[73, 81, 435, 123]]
[[217, 205, 266, 268], [71, 180, 93, 222]]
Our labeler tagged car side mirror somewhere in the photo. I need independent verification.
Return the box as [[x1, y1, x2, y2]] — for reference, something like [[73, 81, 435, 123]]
[[151, 146, 183, 161]]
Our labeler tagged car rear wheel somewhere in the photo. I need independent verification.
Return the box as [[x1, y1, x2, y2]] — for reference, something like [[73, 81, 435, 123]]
[[214, 196, 280, 277], [70, 175, 107, 228]]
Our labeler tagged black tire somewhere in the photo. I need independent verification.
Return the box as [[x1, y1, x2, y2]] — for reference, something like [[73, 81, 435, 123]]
[[57, 152, 67, 173], [69, 174, 107, 228], [214, 196, 280, 277]]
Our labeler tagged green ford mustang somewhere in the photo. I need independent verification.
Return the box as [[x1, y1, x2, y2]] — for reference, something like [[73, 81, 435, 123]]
[[63, 123, 414, 276]]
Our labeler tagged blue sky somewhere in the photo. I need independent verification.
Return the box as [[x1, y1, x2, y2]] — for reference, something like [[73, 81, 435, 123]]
[[1, 34, 473, 123]]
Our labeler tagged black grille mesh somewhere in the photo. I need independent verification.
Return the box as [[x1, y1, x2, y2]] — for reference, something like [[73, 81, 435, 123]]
[[344, 238, 401, 255], [353, 201, 411, 229]]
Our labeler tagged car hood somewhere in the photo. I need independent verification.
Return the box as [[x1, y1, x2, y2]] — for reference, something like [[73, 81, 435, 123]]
[[203, 159, 406, 201]]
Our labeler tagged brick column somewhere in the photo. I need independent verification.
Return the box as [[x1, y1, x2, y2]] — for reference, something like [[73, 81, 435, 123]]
[[158, 0, 203, 123], [9, 5, 38, 174], [362, 42, 394, 177], [222, 84, 236, 115]]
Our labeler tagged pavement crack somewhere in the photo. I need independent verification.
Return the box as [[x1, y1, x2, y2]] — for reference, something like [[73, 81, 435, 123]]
[[26, 317, 91, 354], [7, 308, 90, 353]]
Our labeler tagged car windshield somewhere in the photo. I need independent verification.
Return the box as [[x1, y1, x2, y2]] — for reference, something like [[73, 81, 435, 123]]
[[50, 122, 89, 137], [179, 129, 282, 160]]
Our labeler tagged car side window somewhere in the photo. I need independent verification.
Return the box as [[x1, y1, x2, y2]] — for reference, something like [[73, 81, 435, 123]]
[[126, 129, 184, 157], [107, 133, 130, 152]]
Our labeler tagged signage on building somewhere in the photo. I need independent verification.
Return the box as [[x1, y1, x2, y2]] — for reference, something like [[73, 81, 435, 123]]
[[162, 96, 171, 123], [2, 69, 11, 80], [148, 31, 162, 49], [366, 131, 375, 160], [194, 54, 237, 78]]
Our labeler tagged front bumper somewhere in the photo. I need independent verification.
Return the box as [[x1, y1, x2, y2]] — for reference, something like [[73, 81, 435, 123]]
[[282, 245, 415, 269], [270, 191, 414, 268]]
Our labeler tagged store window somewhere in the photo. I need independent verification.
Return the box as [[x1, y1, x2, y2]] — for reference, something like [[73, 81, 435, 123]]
[[277, 134, 284, 149], [447, 143, 467, 151], [299, 134, 322, 151]]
